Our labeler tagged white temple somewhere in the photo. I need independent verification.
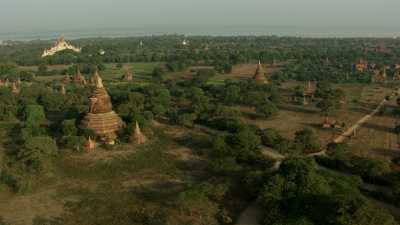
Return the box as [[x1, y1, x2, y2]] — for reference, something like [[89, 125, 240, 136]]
[[42, 36, 81, 57]]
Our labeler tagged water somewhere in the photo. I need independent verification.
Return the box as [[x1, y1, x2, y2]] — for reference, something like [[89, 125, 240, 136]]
[[1, 25, 400, 41]]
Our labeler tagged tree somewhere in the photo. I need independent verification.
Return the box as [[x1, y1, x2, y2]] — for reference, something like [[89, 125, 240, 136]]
[[22, 105, 47, 139], [223, 84, 241, 105], [62, 119, 77, 137], [228, 126, 261, 153], [152, 66, 165, 81], [18, 136, 58, 171], [294, 128, 321, 153], [256, 101, 279, 118]]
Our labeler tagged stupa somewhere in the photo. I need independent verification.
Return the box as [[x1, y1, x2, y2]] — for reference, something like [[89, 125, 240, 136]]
[[303, 81, 316, 105], [90, 70, 101, 85], [372, 67, 388, 83], [355, 59, 368, 72], [62, 74, 71, 83], [132, 121, 146, 144], [253, 61, 267, 83], [11, 82, 19, 94], [394, 67, 400, 81], [122, 69, 134, 81], [84, 137, 96, 151], [80, 72, 124, 145], [73, 66, 86, 85], [60, 84, 66, 95]]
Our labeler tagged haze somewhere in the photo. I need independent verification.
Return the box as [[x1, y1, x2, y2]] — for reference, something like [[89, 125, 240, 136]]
[[1, 0, 400, 36]]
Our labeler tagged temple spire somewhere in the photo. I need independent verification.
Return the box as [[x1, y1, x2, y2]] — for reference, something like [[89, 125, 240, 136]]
[[93, 70, 104, 88], [132, 121, 146, 144], [253, 60, 267, 83]]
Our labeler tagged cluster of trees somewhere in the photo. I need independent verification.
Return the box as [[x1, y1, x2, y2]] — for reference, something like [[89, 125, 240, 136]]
[[259, 157, 397, 225], [3, 36, 400, 82]]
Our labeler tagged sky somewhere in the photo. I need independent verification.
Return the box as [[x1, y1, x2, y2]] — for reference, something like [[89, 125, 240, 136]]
[[1, 0, 400, 35]]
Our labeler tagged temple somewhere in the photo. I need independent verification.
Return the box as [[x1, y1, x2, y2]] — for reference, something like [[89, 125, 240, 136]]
[[122, 69, 134, 81], [72, 66, 87, 85], [372, 67, 388, 83], [42, 36, 81, 58], [355, 59, 368, 72], [80, 72, 124, 145], [60, 84, 66, 95], [11, 82, 20, 94], [303, 81, 316, 105], [253, 61, 267, 83], [84, 137, 97, 151], [394, 65, 400, 81]]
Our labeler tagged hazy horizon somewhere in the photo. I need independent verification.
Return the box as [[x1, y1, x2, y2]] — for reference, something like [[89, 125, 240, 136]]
[[1, 0, 400, 39]]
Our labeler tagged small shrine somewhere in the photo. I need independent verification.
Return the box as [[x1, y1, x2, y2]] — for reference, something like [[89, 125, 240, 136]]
[[84, 137, 97, 151]]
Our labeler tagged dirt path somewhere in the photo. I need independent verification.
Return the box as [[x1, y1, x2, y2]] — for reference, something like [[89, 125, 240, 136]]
[[334, 99, 387, 144]]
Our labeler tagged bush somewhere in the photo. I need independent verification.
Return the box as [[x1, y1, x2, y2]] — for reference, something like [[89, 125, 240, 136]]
[[62, 119, 77, 137], [294, 128, 321, 153], [256, 101, 279, 118], [18, 136, 58, 172]]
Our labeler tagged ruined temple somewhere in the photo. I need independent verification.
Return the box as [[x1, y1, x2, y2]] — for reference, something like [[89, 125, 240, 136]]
[[303, 81, 316, 105], [253, 61, 267, 83], [355, 59, 368, 72], [73, 66, 86, 85], [60, 84, 66, 95], [62, 74, 71, 84], [80, 72, 124, 145], [122, 69, 134, 81], [11, 82, 19, 94], [394, 66, 400, 81], [84, 137, 97, 151], [372, 67, 388, 83]]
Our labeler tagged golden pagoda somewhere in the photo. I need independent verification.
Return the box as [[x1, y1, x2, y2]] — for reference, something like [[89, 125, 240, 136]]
[[90, 70, 101, 85], [253, 61, 267, 83], [131, 121, 146, 144], [80, 71, 124, 145]]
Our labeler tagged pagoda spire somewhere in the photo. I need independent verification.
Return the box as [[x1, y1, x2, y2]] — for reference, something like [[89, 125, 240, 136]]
[[132, 121, 147, 144], [253, 60, 267, 83], [93, 70, 104, 88], [60, 84, 66, 95], [84, 136, 96, 151]]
